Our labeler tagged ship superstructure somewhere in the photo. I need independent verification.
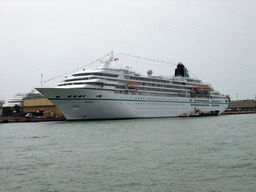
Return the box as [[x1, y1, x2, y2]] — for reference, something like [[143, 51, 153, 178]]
[[36, 52, 229, 120]]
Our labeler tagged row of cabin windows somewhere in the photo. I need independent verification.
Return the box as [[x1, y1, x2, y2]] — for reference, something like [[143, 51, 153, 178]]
[[64, 76, 120, 82], [56, 95, 102, 98], [115, 90, 185, 96], [136, 103, 185, 106], [117, 85, 190, 92], [67, 95, 85, 98], [191, 104, 210, 106], [194, 99, 210, 102], [136, 83, 190, 90], [127, 76, 201, 86], [58, 82, 104, 86], [72, 73, 118, 78], [65, 77, 96, 82], [126, 79, 195, 90], [137, 87, 185, 93], [127, 76, 171, 84]]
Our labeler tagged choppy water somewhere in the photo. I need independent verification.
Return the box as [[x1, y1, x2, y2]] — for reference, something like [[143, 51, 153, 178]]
[[1, 114, 256, 192]]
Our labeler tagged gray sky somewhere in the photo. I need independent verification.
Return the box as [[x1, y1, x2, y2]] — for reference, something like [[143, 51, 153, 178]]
[[1, 0, 255, 103]]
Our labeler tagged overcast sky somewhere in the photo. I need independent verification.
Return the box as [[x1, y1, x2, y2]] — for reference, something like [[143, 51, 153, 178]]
[[0, 0, 255, 104]]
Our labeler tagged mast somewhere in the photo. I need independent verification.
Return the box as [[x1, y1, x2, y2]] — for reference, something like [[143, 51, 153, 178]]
[[101, 51, 113, 68]]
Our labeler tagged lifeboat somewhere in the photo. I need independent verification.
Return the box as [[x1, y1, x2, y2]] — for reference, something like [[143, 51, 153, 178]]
[[193, 86, 212, 91], [127, 81, 137, 85]]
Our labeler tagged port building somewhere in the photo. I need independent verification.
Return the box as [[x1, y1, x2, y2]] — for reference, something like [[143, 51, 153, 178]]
[[228, 100, 256, 111], [23, 97, 62, 116]]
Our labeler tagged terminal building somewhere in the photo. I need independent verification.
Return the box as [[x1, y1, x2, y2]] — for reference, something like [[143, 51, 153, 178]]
[[23, 96, 62, 117], [228, 100, 256, 112]]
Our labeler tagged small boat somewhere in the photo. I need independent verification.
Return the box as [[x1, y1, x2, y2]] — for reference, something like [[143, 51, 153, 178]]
[[180, 113, 189, 117], [190, 110, 220, 117]]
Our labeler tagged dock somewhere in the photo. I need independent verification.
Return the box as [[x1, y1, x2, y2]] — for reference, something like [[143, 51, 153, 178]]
[[222, 111, 256, 115], [0, 116, 66, 123]]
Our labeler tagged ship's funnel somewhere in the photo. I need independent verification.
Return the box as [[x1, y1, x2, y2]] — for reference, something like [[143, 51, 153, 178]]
[[175, 62, 189, 77]]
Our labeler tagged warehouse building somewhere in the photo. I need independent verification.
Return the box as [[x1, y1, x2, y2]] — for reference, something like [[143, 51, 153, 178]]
[[23, 96, 63, 117], [228, 100, 256, 111]]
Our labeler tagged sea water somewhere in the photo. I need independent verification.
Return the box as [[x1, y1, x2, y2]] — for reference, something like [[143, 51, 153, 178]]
[[1, 114, 256, 191]]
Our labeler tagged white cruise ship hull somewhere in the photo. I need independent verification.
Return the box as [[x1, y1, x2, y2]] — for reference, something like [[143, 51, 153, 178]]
[[36, 88, 229, 120]]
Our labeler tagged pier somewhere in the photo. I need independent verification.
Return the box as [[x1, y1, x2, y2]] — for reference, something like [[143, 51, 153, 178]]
[[0, 116, 66, 123], [222, 111, 256, 115]]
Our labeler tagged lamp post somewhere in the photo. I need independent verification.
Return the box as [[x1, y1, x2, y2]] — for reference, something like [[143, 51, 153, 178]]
[[41, 74, 43, 88]]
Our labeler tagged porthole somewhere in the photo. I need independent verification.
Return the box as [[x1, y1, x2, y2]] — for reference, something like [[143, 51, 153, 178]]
[[73, 95, 77, 98], [68, 95, 72, 98], [56, 96, 60, 98]]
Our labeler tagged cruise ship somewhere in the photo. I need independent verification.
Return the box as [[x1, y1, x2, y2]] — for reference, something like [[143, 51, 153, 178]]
[[5, 93, 26, 107], [36, 52, 229, 120]]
